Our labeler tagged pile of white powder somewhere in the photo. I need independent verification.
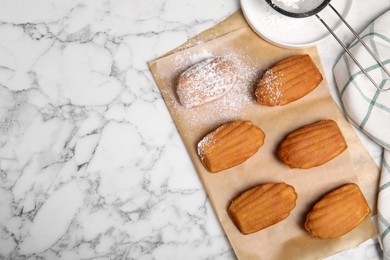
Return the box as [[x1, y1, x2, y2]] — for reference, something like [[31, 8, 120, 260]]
[[273, 0, 304, 10], [272, 0, 325, 13], [250, 0, 340, 45]]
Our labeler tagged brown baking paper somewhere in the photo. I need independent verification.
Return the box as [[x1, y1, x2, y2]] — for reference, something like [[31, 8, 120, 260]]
[[149, 10, 380, 260]]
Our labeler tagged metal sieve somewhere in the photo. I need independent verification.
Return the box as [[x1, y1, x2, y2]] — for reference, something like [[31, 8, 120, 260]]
[[265, 0, 390, 92]]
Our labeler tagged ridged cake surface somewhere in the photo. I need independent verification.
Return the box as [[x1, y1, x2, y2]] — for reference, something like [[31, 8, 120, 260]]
[[228, 183, 297, 235], [278, 119, 347, 169], [197, 121, 265, 173], [305, 183, 371, 239], [255, 54, 323, 106]]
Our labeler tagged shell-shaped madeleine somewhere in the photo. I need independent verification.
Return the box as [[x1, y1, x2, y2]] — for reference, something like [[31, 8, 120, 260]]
[[255, 54, 323, 106], [197, 121, 265, 173], [278, 119, 347, 169], [305, 183, 371, 239], [228, 183, 297, 235], [176, 57, 238, 108]]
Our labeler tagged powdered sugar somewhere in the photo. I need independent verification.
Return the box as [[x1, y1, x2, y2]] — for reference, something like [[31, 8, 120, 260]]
[[272, 0, 325, 13], [163, 48, 259, 129], [240, 0, 354, 47], [176, 57, 238, 108], [273, 0, 303, 10], [197, 132, 216, 160], [255, 1, 324, 43], [257, 70, 284, 106], [173, 50, 213, 72]]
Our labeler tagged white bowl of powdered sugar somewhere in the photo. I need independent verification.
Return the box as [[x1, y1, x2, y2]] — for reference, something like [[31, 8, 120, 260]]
[[241, 0, 352, 48]]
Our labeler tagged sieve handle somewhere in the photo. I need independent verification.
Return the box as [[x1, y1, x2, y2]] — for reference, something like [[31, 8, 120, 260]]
[[328, 3, 390, 78], [315, 13, 390, 92]]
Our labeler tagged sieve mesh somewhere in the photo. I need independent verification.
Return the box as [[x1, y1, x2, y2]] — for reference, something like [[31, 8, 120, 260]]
[[271, 0, 325, 14]]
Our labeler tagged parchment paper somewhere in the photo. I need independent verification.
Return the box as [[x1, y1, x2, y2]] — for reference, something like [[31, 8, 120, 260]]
[[149, 10, 380, 260]]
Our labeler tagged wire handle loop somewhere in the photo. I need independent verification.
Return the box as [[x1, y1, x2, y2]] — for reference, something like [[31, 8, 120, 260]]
[[323, 3, 390, 92], [264, 0, 390, 91]]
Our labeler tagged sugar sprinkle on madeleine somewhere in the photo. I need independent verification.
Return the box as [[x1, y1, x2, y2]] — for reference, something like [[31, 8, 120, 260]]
[[255, 54, 323, 106], [176, 57, 238, 108], [197, 120, 265, 173]]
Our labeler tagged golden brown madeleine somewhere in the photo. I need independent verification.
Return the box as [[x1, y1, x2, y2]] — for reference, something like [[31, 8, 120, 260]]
[[228, 183, 297, 235], [197, 121, 265, 173], [305, 183, 371, 239], [255, 54, 323, 106], [176, 57, 238, 108], [278, 119, 347, 169]]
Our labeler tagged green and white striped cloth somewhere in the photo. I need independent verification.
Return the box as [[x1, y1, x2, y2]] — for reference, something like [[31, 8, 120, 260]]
[[333, 10, 390, 260]]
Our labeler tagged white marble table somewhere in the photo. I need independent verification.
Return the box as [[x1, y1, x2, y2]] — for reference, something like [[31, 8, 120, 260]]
[[0, 0, 388, 259]]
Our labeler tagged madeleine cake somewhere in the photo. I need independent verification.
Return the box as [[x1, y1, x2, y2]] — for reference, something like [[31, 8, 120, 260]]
[[305, 183, 371, 239], [197, 120, 265, 173], [176, 57, 238, 108], [255, 54, 323, 106], [228, 182, 297, 235], [278, 119, 347, 169]]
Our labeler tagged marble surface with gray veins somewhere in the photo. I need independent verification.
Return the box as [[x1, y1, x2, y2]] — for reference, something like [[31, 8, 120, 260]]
[[0, 0, 388, 259]]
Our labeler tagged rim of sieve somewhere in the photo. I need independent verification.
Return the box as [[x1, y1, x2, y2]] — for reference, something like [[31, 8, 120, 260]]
[[264, 0, 331, 18]]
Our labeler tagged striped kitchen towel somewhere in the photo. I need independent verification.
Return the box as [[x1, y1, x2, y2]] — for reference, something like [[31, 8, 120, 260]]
[[333, 10, 390, 260]]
